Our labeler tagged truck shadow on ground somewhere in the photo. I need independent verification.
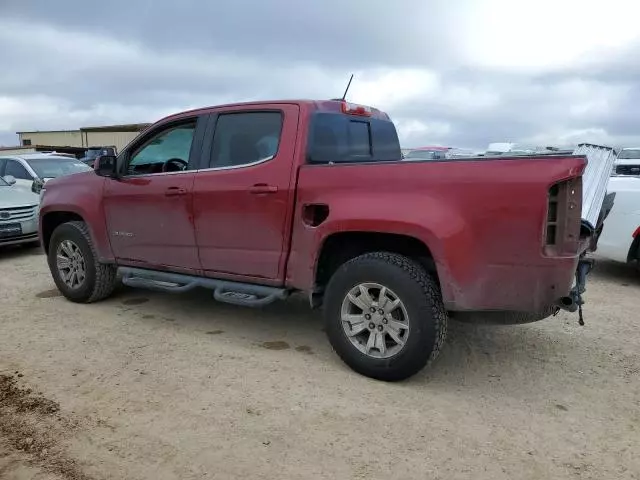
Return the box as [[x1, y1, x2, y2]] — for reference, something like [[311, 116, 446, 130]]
[[0, 245, 43, 260], [108, 284, 619, 400], [426, 318, 594, 388], [14, 248, 628, 397], [3, 241, 630, 402], [591, 257, 639, 285]]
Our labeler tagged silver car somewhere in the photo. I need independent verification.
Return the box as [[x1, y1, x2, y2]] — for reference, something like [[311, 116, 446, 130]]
[[0, 176, 40, 247]]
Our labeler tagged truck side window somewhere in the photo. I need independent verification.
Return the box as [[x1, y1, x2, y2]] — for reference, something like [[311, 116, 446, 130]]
[[126, 122, 196, 176], [209, 112, 283, 168], [308, 113, 401, 163]]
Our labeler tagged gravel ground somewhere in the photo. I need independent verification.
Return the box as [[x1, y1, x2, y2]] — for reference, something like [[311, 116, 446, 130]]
[[0, 246, 638, 480]]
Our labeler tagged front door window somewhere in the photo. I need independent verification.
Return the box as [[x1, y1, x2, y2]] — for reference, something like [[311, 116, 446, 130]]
[[126, 124, 196, 176]]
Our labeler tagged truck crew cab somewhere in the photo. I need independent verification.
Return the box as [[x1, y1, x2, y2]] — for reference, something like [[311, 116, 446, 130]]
[[39, 99, 601, 381]]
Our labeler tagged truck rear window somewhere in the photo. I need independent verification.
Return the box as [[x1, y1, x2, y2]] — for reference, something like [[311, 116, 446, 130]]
[[308, 113, 401, 164]]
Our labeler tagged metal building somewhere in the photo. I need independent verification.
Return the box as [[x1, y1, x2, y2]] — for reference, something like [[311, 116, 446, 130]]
[[0, 145, 86, 157], [16, 123, 151, 154]]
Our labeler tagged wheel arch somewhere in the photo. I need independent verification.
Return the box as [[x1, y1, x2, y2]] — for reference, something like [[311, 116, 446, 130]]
[[312, 231, 448, 306], [40, 208, 114, 263], [41, 211, 85, 255]]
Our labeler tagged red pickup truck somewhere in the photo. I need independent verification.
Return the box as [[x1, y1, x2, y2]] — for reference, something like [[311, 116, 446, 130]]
[[39, 99, 593, 381]]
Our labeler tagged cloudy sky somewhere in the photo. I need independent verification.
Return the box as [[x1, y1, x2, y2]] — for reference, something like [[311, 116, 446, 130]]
[[1, 0, 639, 149]]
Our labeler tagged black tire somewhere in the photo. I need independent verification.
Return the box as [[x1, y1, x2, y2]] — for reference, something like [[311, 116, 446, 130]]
[[47, 221, 117, 303], [323, 252, 448, 382]]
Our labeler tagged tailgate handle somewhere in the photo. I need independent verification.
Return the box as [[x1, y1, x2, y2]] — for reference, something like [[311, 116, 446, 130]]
[[165, 187, 187, 197], [249, 184, 278, 194]]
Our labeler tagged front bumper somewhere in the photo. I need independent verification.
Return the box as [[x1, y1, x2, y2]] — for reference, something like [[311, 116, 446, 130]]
[[0, 217, 39, 247]]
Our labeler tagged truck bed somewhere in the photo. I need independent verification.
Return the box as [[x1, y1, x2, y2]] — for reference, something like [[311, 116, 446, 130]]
[[290, 154, 589, 312]]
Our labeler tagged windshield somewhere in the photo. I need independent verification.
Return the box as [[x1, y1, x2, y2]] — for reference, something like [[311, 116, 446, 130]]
[[618, 149, 640, 160], [26, 157, 92, 178], [404, 149, 447, 160]]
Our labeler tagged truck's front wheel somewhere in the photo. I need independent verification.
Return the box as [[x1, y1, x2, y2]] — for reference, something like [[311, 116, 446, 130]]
[[47, 221, 117, 303], [323, 252, 448, 381]]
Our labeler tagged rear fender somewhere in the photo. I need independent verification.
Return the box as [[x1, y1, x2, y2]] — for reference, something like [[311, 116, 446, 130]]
[[287, 191, 471, 307]]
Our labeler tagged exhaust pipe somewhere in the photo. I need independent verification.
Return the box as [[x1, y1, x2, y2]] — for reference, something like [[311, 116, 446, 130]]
[[556, 258, 594, 324], [556, 295, 578, 313]]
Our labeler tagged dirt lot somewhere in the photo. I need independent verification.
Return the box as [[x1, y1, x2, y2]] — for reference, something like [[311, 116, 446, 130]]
[[0, 247, 638, 480]]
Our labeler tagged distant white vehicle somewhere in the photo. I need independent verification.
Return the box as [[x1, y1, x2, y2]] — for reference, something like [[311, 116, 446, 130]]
[[0, 153, 92, 199], [612, 147, 640, 176], [596, 176, 640, 269], [0, 175, 39, 247], [403, 146, 450, 160]]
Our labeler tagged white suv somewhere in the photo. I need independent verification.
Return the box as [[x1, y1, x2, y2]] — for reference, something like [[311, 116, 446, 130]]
[[597, 176, 640, 269], [0, 175, 39, 247], [0, 153, 92, 198], [612, 148, 640, 176]]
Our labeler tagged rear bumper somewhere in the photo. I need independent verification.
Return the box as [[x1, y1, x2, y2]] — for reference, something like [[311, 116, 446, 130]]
[[444, 256, 581, 312]]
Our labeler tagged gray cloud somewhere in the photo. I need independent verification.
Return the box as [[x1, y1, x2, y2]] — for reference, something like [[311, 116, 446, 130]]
[[0, 0, 461, 67], [1, 0, 639, 150]]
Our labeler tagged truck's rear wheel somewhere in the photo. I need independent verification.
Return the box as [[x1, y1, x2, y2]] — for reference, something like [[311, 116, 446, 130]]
[[323, 252, 448, 381], [47, 221, 117, 303]]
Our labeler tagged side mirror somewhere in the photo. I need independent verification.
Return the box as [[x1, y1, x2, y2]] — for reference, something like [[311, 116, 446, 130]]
[[31, 178, 44, 194], [94, 155, 118, 178], [2, 175, 16, 186]]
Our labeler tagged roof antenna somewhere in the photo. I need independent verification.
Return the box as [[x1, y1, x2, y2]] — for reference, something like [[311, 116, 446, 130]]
[[341, 74, 354, 101]]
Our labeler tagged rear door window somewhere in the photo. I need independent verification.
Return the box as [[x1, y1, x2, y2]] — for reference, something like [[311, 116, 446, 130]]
[[209, 112, 283, 168]]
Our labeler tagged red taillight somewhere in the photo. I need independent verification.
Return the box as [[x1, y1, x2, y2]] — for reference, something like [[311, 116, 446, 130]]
[[341, 101, 372, 116], [633, 226, 640, 238]]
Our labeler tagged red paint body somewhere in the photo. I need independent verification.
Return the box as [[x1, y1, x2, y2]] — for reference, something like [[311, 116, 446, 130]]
[[40, 100, 587, 313]]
